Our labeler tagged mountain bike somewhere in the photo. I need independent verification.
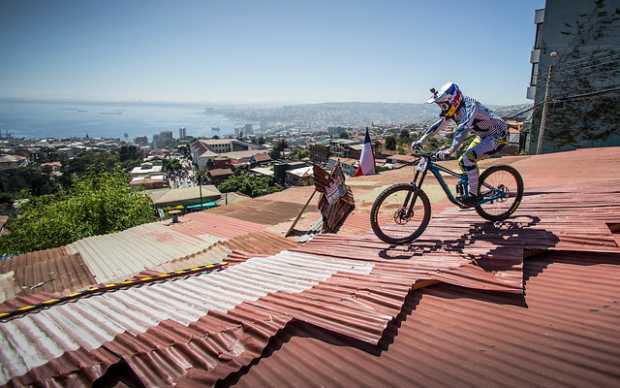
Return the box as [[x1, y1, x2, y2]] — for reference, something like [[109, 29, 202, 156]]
[[370, 150, 524, 244]]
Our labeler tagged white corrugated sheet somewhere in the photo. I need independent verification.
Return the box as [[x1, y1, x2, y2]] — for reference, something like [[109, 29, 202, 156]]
[[0, 251, 374, 385], [67, 222, 221, 283]]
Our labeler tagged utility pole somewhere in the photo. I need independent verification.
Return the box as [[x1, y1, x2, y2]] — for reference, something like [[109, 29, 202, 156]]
[[198, 171, 203, 206], [536, 51, 558, 154]]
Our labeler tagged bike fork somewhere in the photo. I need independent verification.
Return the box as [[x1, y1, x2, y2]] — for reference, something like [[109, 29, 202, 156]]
[[405, 167, 428, 216]]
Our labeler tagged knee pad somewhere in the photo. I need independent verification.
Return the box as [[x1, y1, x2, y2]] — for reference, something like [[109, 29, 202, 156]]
[[462, 150, 478, 171]]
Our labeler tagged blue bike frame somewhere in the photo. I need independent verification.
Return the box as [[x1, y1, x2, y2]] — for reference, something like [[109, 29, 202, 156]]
[[407, 156, 505, 211]]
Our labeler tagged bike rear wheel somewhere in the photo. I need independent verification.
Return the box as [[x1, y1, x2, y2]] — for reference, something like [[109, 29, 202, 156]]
[[370, 184, 432, 244], [475, 165, 524, 221]]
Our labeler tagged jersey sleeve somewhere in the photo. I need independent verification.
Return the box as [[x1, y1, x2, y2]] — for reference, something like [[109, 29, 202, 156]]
[[424, 117, 449, 137], [451, 100, 478, 149]]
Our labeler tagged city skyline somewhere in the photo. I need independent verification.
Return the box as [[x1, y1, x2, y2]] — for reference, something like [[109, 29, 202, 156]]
[[2, 0, 544, 105]]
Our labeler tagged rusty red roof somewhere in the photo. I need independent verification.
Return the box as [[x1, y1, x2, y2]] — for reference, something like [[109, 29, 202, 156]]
[[1, 148, 619, 387], [170, 212, 266, 239], [209, 199, 320, 226], [229, 250, 620, 388], [223, 231, 299, 255], [0, 247, 95, 295]]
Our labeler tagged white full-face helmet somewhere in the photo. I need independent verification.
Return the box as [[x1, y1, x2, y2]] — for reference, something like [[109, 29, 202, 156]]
[[426, 82, 463, 118]]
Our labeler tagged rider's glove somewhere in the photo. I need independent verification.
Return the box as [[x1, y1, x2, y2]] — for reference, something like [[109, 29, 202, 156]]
[[435, 147, 453, 160], [411, 140, 423, 150]]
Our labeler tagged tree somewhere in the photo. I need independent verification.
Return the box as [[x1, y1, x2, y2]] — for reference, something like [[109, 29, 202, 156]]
[[217, 173, 281, 198], [289, 148, 310, 160], [163, 158, 182, 173], [399, 129, 411, 141], [257, 136, 266, 145], [385, 136, 397, 150], [0, 166, 58, 198], [119, 145, 141, 163], [338, 131, 350, 139], [212, 135, 220, 140], [269, 139, 288, 160], [0, 170, 156, 253]]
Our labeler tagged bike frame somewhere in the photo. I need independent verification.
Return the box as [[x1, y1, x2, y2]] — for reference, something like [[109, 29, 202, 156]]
[[405, 156, 505, 213]]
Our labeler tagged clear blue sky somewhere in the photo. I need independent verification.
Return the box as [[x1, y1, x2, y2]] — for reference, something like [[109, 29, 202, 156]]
[[1, 0, 544, 105]]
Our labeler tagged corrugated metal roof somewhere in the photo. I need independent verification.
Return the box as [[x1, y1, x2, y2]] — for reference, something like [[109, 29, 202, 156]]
[[223, 231, 298, 255], [0, 247, 95, 296], [229, 250, 620, 388], [2, 149, 619, 387], [170, 212, 266, 240], [67, 222, 221, 283], [142, 244, 230, 273], [209, 199, 319, 226], [150, 185, 221, 205], [0, 250, 384, 386]]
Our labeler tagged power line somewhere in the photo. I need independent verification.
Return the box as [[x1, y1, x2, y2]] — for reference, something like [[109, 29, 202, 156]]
[[553, 58, 620, 73], [537, 62, 620, 83], [554, 51, 620, 68], [552, 85, 620, 102], [502, 102, 543, 120]]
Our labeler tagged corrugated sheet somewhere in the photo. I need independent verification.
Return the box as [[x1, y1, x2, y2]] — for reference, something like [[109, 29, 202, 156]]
[[229, 251, 620, 388], [223, 231, 298, 255], [67, 222, 221, 283], [3, 152, 620, 387], [138, 231, 297, 274], [170, 212, 266, 240], [0, 251, 380, 386], [0, 247, 95, 296], [209, 199, 319, 226]]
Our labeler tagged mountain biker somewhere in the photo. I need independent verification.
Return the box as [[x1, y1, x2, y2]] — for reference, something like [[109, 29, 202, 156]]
[[412, 82, 508, 206]]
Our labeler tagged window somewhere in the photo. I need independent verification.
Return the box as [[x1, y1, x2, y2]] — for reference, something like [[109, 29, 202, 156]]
[[530, 63, 539, 86]]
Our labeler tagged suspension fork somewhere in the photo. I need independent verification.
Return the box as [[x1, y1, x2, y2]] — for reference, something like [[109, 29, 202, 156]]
[[404, 161, 429, 217]]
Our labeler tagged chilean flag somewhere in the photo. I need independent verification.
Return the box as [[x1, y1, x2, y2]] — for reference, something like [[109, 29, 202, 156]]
[[355, 127, 376, 176]]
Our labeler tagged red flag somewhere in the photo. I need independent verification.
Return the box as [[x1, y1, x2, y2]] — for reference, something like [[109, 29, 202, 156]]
[[357, 127, 375, 176]]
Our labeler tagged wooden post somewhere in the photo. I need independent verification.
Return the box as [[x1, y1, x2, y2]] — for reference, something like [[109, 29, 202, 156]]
[[285, 189, 317, 237]]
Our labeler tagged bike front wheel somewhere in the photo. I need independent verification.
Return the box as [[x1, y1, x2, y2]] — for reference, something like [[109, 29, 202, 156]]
[[370, 184, 432, 244], [475, 165, 524, 221]]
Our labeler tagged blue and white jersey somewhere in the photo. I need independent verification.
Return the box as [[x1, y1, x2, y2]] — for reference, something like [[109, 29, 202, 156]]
[[424, 96, 507, 149]]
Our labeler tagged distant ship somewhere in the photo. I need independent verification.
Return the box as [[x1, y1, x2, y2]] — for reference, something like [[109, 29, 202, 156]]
[[99, 110, 123, 116]]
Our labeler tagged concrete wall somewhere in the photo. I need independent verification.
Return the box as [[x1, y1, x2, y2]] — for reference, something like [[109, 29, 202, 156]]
[[529, 0, 620, 153]]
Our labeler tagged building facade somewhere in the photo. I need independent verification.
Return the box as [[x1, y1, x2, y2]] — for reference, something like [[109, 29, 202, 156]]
[[153, 131, 175, 149], [526, 0, 620, 153]]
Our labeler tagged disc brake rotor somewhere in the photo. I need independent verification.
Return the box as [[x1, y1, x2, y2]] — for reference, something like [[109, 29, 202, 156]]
[[393, 208, 412, 224]]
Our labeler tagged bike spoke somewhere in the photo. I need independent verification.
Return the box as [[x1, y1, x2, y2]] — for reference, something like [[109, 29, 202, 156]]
[[375, 188, 427, 242], [479, 170, 519, 216]]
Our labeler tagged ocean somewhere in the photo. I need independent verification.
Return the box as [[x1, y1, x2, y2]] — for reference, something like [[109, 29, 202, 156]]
[[0, 101, 239, 140]]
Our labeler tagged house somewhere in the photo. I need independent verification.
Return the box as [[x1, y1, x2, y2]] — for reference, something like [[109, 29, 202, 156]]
[[327, 157, 358, 176], [130, 162, 163, 178], [145, 185, 222, 212], [329, 139, 361, 158], [221, 150, 271, 168], [309, 143, 330, 164], [286, 166, 314, 186], [250, 167, 274, 178], [129, 174, 169, 189], [207, 168, 234, 184], [525, 0, 620, 153], [0, 154, 27, 170], [190, 139, 249, 159]]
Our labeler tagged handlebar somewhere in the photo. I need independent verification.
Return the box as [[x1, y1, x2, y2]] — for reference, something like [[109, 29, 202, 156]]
[[411, 146, 437, 160]]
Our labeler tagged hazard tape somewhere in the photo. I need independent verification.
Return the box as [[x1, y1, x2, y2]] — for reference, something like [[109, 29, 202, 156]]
[[0, 261, 227, 321]]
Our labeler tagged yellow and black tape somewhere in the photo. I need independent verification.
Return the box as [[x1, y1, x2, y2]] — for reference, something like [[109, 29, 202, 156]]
[[0, 261, 227, 321]]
